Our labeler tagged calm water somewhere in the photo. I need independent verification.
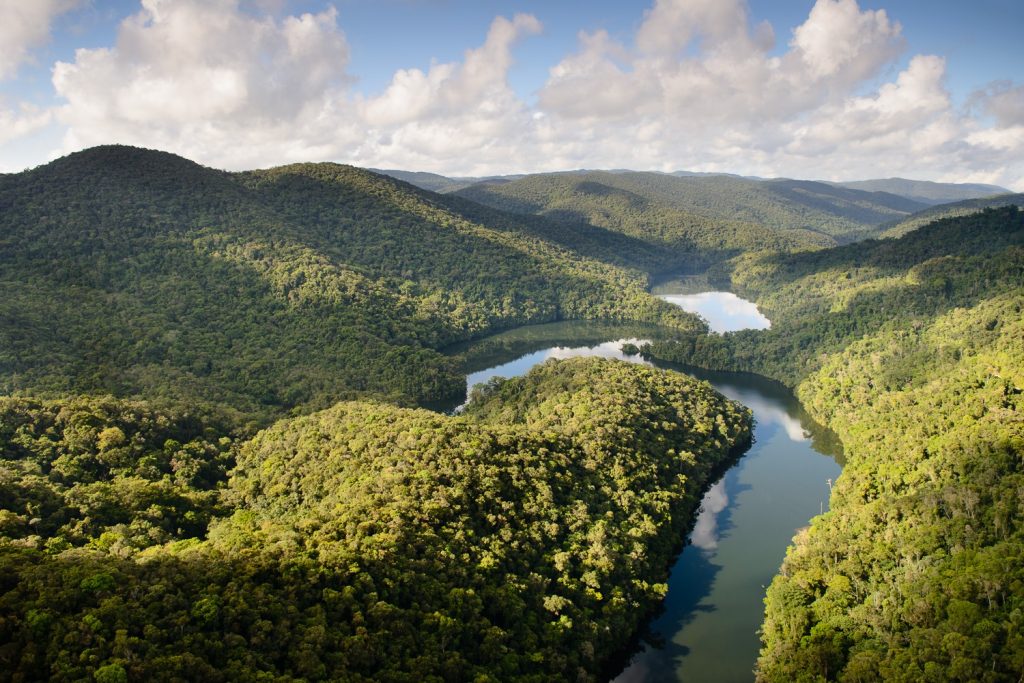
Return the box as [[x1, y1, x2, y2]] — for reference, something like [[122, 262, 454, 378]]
[[444, 293, 841, 682], [612, 365, 841, 682], [659, 292, 771, 332]]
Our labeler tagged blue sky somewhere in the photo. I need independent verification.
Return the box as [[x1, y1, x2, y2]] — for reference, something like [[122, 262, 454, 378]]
[[2, 0, 1022, 187]]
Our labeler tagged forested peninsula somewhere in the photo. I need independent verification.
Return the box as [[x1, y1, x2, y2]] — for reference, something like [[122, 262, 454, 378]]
[[0, 359, 750, 681], [2, 145, 1022, 681], [0, 147, 753, 680]]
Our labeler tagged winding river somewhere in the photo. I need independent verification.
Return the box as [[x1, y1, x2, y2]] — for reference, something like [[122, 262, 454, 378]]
[[442, 292, 842, 682]]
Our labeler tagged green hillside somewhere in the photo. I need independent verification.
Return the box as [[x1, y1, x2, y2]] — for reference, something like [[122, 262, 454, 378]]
[[647, 207, 1024, 384], [4, 143, 1023, 682], [881, 193, 1024, 238], [0, 358, 751, 681], [834, 177, 1010, 205], [644, 206, 1024, 680], [0, 146, 699, 420], [368, 168, 480, 193], [454, 171, 928, 249]]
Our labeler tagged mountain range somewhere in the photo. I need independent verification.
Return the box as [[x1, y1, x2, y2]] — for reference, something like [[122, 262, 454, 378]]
[[1, 144, 1021, 682]]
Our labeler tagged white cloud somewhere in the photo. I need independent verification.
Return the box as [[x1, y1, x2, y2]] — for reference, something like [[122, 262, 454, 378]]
[[354, 14, 542, 172], [972, 81, 1024, 128], [0, 101, 53, 145], [785, 55, 951, 155], [790, 0, 903, 83], [52, 0, 357, 169], [0, 0, 79, 80], [0, 0, 1016, 190], [533, 0, 1022, 188]]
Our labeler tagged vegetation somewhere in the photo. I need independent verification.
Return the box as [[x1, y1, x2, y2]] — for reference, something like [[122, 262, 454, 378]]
[[369, 168, 481, 194], [0, 359, 751, 681], [5, 142, 1023, 681], [759, 294, 1024, 682], [881, 193, 1024, 238], [0, 146, 700, 420], [454, 171, 929, 251], [833, 178, 1009, 206], [646, 207, 1024, 385], [643, 206, 1024, 680]]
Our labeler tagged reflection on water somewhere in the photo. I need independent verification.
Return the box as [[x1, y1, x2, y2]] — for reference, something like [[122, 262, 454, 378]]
[[457, 339, 650, 411], [689, 480, 729, 552], [660, 292, 771, 333], [613, 360, 841, 682], [439, 314, 842, 683]]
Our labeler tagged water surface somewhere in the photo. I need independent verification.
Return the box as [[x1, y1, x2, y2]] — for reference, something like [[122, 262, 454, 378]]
[[613, 365, 840, 682], [659, 291, 771, 332], [442, 293, 838, 682]]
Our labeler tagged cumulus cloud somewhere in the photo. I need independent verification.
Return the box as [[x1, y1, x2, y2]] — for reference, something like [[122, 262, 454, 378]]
[[535, 0, 1021, 187], [789, 0, 903, 83], [0, 102, 53, 146], [971, 81, 1024, 128], [540, 0, 905, 128], [5, 0, 1018, 189], [362, 14, 540, 127], [786, 55, 951, 154], [52, 0, 357, 168], [0, 0, 80, 80], [353, 14, 543, 172]]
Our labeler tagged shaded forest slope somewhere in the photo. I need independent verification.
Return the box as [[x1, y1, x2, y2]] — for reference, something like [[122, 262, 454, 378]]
[[454, 171, 929, 252], [0, 146, 700, 420]]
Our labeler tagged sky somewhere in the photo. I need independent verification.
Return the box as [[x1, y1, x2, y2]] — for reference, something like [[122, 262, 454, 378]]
[[1, 0, 1022, 189]]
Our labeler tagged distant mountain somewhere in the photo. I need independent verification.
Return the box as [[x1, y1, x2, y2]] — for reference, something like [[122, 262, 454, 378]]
[[880, 193, 1024, 238], [377, 169, 1013, 211], [454, 170, 929, 247], [669, 170, 749, 179], [368, 169, 477, 193], [371, 169, 530, 193], [832, 177, 1010, 205]]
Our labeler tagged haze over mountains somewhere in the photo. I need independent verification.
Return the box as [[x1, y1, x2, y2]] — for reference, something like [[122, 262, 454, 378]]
[[379, 168, 1010, 204], [378, 168, 1012, 244]]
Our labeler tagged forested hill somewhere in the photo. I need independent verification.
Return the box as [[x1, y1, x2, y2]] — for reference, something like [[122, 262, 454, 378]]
[[647, 206, 1024, 385], [367, 168, 478, 193], [0, 358, 751, 681], [454, 171, 929, 249], [0, 145, 700, 420], [881, 192, 1024, 238], [644, 206, 1024, 680], [833, 177, 1010, 205]]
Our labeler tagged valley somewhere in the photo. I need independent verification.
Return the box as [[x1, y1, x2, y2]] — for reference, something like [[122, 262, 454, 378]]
[[0, 146, 1021, 682]]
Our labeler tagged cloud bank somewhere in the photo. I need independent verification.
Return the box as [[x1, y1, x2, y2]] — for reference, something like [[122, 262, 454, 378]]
[[2, 0, 1022, 187]]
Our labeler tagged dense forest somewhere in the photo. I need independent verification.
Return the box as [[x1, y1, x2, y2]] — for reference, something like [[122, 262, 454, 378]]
[[880, 193, 1024, 238], [0, 146, 701, 421], [831, 178, 1008, 206], [3, 144, 1022, 681], [453, 171, 929, 248], [643, 206, 1024, 680], [646, 207, 1024, 384], [0, 359, 750, 681]]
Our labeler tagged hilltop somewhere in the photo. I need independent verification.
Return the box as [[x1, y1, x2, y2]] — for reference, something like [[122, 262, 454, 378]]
[[832, 177, 1010, 205], [0, 145, 699, 419], [880, 192, 1024, 238], [453, 171, 928, 245]]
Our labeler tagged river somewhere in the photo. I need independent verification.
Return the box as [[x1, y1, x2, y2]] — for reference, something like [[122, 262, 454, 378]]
[[442, 292, 842, 682]]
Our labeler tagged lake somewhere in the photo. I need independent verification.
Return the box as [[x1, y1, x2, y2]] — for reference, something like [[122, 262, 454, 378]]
[[659, 290, 771, 333], [443, 292, 841, 682]]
